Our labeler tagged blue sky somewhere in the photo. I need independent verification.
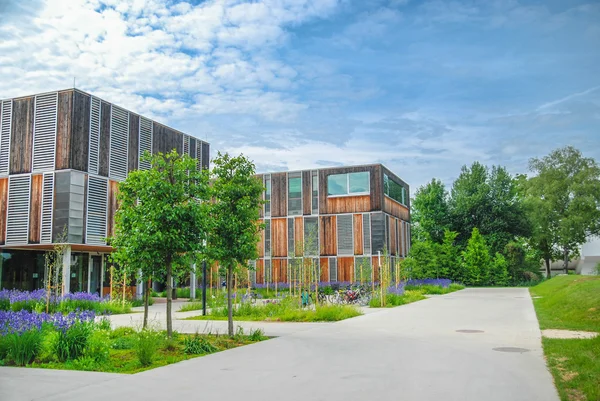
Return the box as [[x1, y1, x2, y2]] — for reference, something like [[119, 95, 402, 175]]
[[0, 0, 598, 190]]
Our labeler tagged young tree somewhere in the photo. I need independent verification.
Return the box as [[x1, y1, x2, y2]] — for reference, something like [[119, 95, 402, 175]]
[[526, 146, 600, 276], [461, 228, 491, 286], [110, 150, 210, 335], [411, 178, 451, 243], [489, 252, 510, 286], [435, 230, 461, 281], [402, 240, 437, 279], [206, 152, 264, 336]]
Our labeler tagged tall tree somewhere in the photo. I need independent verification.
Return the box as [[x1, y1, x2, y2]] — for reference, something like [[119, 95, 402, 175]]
[[207, 152, 264, 336], [526, 146, 600, 276], [461, 228, 491, 286], [110, 150, 210, 335], [411, 178, 450, 243]]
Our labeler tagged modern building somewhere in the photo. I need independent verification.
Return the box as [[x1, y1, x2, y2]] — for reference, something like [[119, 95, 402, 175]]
[[253, 164, 410, 284], [0, 89, 209, 293]]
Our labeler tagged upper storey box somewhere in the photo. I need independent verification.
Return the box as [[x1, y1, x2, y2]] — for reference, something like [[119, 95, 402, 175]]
[[0, 89, 209, 179]]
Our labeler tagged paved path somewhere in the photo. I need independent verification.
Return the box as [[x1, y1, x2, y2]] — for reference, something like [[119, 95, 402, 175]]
[[0, 288, 559, 401]]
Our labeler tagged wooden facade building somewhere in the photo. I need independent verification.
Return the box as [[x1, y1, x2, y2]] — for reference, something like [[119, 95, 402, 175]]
[[254, 164, 410, 284], [0, 89, 209, 293]]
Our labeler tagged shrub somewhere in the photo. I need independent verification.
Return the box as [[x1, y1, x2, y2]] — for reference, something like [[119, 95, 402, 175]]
[[183, 335, 217, 354], [6, 330, 43, 366], [110, 326, 136, 339], [112, 336, 137, 350], [84, 329, 110, 363], [248, 328, 266, 341], [135, 329, 163, 366], [54, 321, 92, 362]]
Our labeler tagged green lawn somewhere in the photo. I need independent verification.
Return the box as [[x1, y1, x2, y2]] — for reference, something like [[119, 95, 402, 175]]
[[530, 275, 600, 401]]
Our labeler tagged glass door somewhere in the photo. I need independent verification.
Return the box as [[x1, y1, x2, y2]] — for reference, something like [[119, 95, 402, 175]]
[[90, 255, 102, 295]]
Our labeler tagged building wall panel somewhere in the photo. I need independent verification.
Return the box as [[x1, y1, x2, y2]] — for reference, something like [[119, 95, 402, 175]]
[[338, 257, 354, 282], [326, 195, 371, 214], [319, 258, 328, 282], [257, 223, 265, 258], [272, 258, 287, 283], [271, 172, 287, 218], [109, 106, 129, 181], [152, 123, 183, 155], [319, 215, 337, 256], [28, 174, 43, 243], [390, 217, 397, 255], [6, 175, 31, 244], [55, 91, 73, 170], [99, 101, 111, 177], [201, 142, 209, 169], [32, 93, 58, 172], [107, 180, 118, 238], [354, 214, 363, 255], [294, 216, 303, 257], [128, 113, 139, 172], [271, 218, 287, 258], [302, 170, 311, 215], [0, 100, 12, 174], [10, 97, 34, 174], [383, 197, 410, 221], [71, 91, 90, 172], [0, 178, 8, 244], [256, 259, 264, 284], [318, 165, 382, 214]]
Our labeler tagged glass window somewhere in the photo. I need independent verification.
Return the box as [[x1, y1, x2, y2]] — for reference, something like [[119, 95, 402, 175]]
[[264, 175, 271, 217], [327, 174, 348, 196], [327, 172, 370, 196], [384, 174, 407, 205], [288, 173, 302, 215], [349, 172, 369, 193]]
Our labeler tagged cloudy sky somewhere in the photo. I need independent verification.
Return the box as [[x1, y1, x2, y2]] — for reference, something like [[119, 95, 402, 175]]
[[0, 0, 598, 191]]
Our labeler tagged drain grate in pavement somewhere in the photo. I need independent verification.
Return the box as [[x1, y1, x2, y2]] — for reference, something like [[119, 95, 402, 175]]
[[493, 347, 530, 353], [456, 329, 484, 333]]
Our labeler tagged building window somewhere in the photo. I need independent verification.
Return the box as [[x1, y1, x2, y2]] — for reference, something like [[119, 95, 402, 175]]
[[327, 172, 370, 196], [303, 217, 319, 256], [288, 172, 302, 215], [288, 218, 295, 256], [311, 170, 319, 213], [264, 175, 271, 217], [329, 257, 338, 282], [384, 174, 406, 205], [265, 219, 271, 257]]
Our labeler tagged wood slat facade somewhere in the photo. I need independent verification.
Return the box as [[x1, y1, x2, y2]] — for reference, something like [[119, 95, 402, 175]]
[[28, 174, 43, 243], [0, 178, 7, 244], [10, 97, 34, 174]]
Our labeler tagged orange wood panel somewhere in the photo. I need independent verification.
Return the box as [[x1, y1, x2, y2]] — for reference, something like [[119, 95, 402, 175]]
[[270, 172, 287, 217], [326, 195, 371, 214], [256, 259, 264, 284], [0, 178, 8, 244], [319, 258, 329, 282], [390, 218, 397, 256], [271, 218, 287, 257], [383, 197, 410, 221], [28, 174, 43, 243], [338, 257, 354, 282], [272, 259, 288, 283], [319, 215, 337, 256], [353, 214, 363, 255], [107, 180, 119, 238], [372, 256, 381, 282], [294, 216, 303, 257]]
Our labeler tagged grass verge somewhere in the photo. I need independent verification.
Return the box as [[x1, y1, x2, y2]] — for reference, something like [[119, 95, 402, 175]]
[[530, 275, 600, 401]]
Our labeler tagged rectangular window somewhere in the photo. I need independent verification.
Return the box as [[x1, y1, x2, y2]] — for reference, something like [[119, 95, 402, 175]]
[[264, 259, 272, 284], [311, 170, 319, 213], [327, 172, 370, 196], [264, 175, 271, 217], [363, 214, 371, 255], [384, 173, 407, 205], [264, 219, 271, 257], [288, 218, 295, 256], [303, 217, 319, 256], [329, 257, 337, 282], [288, 172, 302, 215], [337, 214, 353, 256]]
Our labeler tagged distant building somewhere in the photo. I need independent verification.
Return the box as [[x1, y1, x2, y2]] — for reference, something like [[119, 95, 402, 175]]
[[0, 89, 209, 293], [253, 164, 410, 284], [577, 236, 600, 275]]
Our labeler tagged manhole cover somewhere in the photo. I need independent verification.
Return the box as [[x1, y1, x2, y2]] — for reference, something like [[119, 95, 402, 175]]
[[456, 329, 484, 333], [493, 347, 530, 353]]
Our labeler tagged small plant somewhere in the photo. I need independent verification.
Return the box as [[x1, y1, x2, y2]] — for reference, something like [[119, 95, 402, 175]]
[[111, 336, 136, 350], [248, 328, 266, 341], [97, 317, 111, 331], [5, 330, 43, 366], [54, 322, 92, 362], [84, 329, 110, 363], [162, 337, 179, 352], [183, 335, 217, 355], [110, 326, 136, 339], [135, 329, 163, 366]]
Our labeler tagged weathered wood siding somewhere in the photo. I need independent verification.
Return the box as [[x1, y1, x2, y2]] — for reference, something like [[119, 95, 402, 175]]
[[326, 195, 371, 214], [152, 122, 183, 155], [272, 259, 287, 283], [71, 91, 90, 172], [353, 214, 363, 255], [319, 215, 337, 256], [28, 174, 43, 243], [201, 142, 210, 169], [294, 216, 303, 257], [383, 197, 410, 221], [338, 257, 354, 282], [390, 217, 397, 255], [257, 223, 265, 258], [99, 101, 111, 177], [372, 256, 381, 282], [271, 218, 287, 258], [270, 172, 287, 217], [256, 259, 264, 284], [318, 165, 382, 214], [0, 178, 8, 244], [320, 258, 329, 282], [302, 170, 311, 215], [56, 91, 73, 170], [106, 180, 118, 238], [10, 97, 34, 174], [128, 113, 139, 172]]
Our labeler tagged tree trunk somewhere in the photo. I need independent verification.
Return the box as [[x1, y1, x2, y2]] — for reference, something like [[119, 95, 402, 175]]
[[563, 247, 569, 275], [143, 278, 150, 329], [544, 257, 551, 278], [227, 264, 234, 337], [166, 256, 173, 337]]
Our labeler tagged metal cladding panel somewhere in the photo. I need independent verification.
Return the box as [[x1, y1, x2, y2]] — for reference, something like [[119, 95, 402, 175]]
[[371, 212, 385, 254], [32, 93, 58, 172], [201, 142, 209, 169], [6, 175, 31, 244], [329, 257, 337, 282], [139, 117, 152, 170], [337, 214, 353, 256], [40, 172, 54, 244], [363, 213, 371, 255], [183, 135, 190, 156], [110, 106, 129, 180], [89, 97, 101, 174], [0, 100, 12, 174], [86, 176, 108, 245]]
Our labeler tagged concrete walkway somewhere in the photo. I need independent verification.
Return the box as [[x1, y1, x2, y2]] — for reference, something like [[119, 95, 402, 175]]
[[1, 288, 559, 401]]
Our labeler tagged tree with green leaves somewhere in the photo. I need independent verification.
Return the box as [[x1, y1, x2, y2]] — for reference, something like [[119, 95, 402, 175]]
[[489, 252, 510, 286], [110, 150, 210, 335], [435, 229, 461, 281], [402, 240, 438, 279], [525, 146, 600, 276], [206, 152, 264, 336], [461, 228, 490, 286], [411, 178, 450, 243]]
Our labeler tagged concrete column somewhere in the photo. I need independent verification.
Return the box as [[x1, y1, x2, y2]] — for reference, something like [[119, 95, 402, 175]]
[[62, 245, 72, 295], [190, 264, 197, 300]]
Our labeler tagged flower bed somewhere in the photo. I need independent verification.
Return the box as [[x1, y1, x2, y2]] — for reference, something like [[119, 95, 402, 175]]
[[0, 289, 132, 314]]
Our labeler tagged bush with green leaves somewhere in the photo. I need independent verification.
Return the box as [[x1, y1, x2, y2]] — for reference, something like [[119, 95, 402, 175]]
[[5, 330, 43, 366], [461, 228, 491, 286], [183, 335, 217, 355], [248, 328, 266, 342], [53, 321, 92, 362], [135, 329, 164, 366], [84, 329, 110, 363], [489, 253, 510, 286]]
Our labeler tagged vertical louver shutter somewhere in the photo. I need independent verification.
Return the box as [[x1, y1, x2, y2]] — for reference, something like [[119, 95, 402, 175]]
[[264, 219, 271, 257], [40, 172, 54, 244], [288, 218, 295, 256], [337, 214, 353, 256], [0, 100, 12, 175], [139, 117, 152, 170], [110, 106, 129, 180], [363, 214, 371, 255], [196, 141, 202, 170], [6, 175, 31, 244], [183, 135, 190, 156], [371, 213, 385, 254], [329, 257, 337, 282], [88, 97, 101, 174], [86, 176, 108, 245], [32, 93, 57, 172]]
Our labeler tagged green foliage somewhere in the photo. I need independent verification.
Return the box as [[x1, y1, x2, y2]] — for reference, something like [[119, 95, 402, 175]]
[[404, 284, 465, 294], [369, 290, 427, 308], [436, 230, 461, 281], [402, 240, 438, 279], [248, 328, 266, 341], [183, 335, 217, 354], [54, 322, 92, 362], [411, 178, 450, 243], [5, 330, 43, 366], [84, 329, 110, 363], [461, 228, 490, 286], [135, 329, 164, 366], [489, 253, 510, 286]]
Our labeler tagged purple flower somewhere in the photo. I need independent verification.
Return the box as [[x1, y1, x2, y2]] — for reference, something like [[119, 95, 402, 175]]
[[0, 309, 96, 336]]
